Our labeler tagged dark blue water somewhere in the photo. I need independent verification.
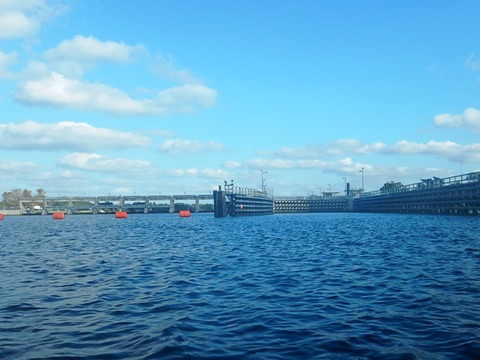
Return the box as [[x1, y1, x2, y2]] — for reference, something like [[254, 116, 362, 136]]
[[1, 213, 479, 359]]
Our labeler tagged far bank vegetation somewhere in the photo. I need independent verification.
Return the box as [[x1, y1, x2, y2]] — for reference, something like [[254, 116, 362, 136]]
[[1, 188, 46, 208]]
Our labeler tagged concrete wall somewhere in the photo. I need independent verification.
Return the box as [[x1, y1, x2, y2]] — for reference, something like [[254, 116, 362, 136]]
[[0, 209, 22, 216]]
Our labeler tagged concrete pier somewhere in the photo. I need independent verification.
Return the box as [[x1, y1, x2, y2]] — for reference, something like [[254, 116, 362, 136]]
[[213, 182, 273, 217]]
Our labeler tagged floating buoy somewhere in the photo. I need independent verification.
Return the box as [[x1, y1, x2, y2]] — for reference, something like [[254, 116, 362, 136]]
[[115, 211, 127, 218], [53, 212, 65, 220], [0, 214, 4, 220], [179, 210, 191, 217]]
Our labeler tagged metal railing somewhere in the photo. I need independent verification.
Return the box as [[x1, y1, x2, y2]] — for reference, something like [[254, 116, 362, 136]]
[[360, 171, 480, 198], [223, 181, 269, 197]]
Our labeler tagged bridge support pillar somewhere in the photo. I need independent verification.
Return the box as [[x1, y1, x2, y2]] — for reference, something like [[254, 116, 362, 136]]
[[118, 196, 124, 211], [195, 197, 200, 212], [169, 197, 175, 213]]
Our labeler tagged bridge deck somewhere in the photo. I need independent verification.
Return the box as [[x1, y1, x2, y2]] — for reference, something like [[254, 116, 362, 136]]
[[19, 194, 212, 214]]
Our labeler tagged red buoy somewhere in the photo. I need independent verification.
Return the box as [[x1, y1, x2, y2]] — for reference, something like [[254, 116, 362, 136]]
[[53, 212, 65, 220], [179, 210, 191, 217], [115, 211, 127, 218], [0, 214, 4, 220]]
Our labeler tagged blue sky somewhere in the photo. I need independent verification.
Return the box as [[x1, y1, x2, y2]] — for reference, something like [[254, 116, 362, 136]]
[[1, 0, 479, 197]]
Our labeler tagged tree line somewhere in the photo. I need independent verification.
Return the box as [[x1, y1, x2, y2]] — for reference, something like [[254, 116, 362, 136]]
[[1, 188, 46, 207]]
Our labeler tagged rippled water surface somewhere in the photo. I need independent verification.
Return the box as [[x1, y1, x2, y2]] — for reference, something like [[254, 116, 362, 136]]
[[1, 212, 479, 359]]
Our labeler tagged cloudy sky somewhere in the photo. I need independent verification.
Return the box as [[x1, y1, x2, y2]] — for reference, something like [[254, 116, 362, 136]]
[[1, 0, 479, 197]]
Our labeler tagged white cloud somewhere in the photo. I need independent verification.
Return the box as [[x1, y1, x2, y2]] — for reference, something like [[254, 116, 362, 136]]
[[390, 140, 480, 162], [14, 72, 217, 115], [0, 50, 17, 78], [155, 84, 217, 113], [433, 108, 480, 132], [150, 54, 201, 84], [169, 168, 228, 178], [15, 35, 143, 80], [158, 138, 224, 154], [0, 0, 64, 39], [15, 72, 149, 114], [245, 158, 329, 170], [0, 6, 39, 38], [58, 152, 151, 172], [261, 138, 480, 166], [270, 139, 387, 159], [466, 54, 480, 71], [170, 168, 199, 177], [0, 160, 39, 181], [0, 120, 150, 151], [152, 129, 177, 138], [390, 140, 460, 155], [44, 35, 144, 76], [224, 161, 241, 168], [45, 35, 141, 63], [201, 168, 229, 178], [8, 33, 217, 116]]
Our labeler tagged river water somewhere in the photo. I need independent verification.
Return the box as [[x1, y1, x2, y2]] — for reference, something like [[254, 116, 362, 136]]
[[0, 212, 479, 359]]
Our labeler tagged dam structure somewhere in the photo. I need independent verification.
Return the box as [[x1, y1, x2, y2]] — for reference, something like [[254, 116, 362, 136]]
[[3, 172, 479, 217], [274, 194, 353, 213], [353, 171, 480, 215], [213, 181, 274, 217]]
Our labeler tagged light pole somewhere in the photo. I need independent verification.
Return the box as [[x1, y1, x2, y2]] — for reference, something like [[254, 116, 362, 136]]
[[359, 168, 364, 192], [342, 177, 346, 196], [260, 169, 268, 193]]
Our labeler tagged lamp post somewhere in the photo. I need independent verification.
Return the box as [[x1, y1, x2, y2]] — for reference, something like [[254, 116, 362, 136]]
[[359, 168, 364, 192], [260, 169, 268, 193], [342, 177, 346, 196]]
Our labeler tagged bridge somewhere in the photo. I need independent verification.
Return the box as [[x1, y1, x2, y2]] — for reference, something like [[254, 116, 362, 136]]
[[19, 194, 212, 215]]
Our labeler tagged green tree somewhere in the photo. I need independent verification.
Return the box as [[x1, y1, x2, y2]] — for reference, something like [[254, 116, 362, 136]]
[[380, 181, 404, 194], [36, 188, 46, 198], [1, 188, 41, 207], [1, 189, 22, 207]]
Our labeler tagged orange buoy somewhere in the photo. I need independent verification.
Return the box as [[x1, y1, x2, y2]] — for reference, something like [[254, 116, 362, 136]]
[[179, 210, 191, 217], [0, 214, 4, 220], [53, 212, 65, 220], [115, 211, 127, 218]]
